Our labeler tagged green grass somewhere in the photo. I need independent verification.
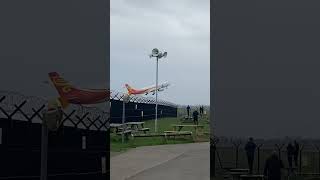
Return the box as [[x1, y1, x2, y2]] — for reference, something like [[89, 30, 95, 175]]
[[110, 115, 210, 153]]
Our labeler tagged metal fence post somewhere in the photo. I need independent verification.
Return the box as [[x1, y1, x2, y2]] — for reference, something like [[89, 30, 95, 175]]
[[40, 122, 48, 180], [211, 138, 217, 178], [233, 141, 241, 168], [312, 144, 320, 174], [299, 145, 304, 173], [318, 150, 320, 173], [275, 143, 284, 160]]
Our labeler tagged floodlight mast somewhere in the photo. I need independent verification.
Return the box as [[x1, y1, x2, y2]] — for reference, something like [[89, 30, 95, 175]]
[[150, 48, 167, 133], [122, 94, 129, 143]]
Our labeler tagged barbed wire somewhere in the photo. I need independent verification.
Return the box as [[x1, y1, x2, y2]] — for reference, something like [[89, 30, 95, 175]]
[[0, 90, 178, 127], [0, 91, 109, 122], [110, 112, 177, 119]]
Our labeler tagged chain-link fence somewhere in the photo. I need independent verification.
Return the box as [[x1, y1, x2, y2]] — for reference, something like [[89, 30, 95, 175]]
[[110, 90, 178, 123], [0, 92, 109, 180], [110, 90, 177, 107], [211, 137, 320, 178]]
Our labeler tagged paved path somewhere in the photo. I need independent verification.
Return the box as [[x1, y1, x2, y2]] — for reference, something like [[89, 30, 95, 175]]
[[111, 142, 209, 180]]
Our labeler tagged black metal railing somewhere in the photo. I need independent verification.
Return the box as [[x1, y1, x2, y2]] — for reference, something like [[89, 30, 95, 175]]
[[211, 137, 320, 176]]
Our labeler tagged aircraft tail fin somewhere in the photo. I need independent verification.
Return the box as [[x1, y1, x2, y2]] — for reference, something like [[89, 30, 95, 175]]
[[48, 72, 77, 108], [125, 84, 135, 95], [48, 72, 76, 96]]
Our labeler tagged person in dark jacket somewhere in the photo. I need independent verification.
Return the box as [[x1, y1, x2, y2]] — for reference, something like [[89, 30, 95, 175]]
[[187, 105, 190, 117], [192, 110, 199, 125], [245, 137, 257, 174], [264, 151, 284, 180], [293, 140, 300, 167], [287, 142, 295, 171]]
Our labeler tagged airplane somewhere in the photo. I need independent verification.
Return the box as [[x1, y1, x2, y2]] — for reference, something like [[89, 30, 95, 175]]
[[48, 72, 110, 109], [125, 82, 170, 96]]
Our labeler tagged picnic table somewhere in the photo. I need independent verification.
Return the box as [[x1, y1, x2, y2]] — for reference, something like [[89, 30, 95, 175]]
[[116, 130, 133, 141], [126, 122, 145, 130], [171, 124, 204, 136], [110, 123, 125, 133]]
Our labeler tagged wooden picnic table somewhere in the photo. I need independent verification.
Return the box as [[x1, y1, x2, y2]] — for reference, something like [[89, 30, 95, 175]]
[[126, 122, 145, 131], [110, 123, 125, 133]]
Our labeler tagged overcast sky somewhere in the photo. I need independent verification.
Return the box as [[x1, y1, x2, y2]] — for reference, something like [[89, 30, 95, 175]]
[[110, 0, 210, 106], [215, 0, 320, 138], [0, 1, 108, 100]]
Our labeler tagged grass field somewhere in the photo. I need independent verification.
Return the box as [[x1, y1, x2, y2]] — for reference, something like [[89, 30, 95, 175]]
[[110, 115, 210, 152]]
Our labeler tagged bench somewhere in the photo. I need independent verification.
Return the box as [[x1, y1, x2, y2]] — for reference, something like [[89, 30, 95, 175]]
[[116, 130, 132, 141], [163, 131, 193, 141], [131, 131, 193, 142], [110, 123, 125, 133], [138, 128, 150, 134], [131, 133, 167, 142]]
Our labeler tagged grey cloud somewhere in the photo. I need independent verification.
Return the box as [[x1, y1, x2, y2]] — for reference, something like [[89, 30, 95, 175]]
[[111, 0, 210, 105]]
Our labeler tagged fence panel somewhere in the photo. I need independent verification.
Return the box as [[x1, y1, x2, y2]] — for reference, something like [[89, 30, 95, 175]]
[[0, 93, 109, 180]]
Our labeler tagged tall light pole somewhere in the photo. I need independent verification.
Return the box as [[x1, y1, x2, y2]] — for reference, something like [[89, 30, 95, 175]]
[[149, 48, 167, 133], [122, 94, 130, 143]]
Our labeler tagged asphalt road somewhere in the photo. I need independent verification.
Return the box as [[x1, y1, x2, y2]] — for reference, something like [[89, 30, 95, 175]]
[[126, 143, 210, 180]]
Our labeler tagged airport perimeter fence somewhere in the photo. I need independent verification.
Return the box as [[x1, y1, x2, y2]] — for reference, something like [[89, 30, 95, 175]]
[[0, 91, 109, 180], [110, 90, 178, 123], [211, 137, 320, 177]]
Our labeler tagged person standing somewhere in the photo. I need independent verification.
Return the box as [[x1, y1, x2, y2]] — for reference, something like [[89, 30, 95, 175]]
[[287, 142, 295, 172], [201, 106, 204, 116], [293, 140, 300, 167], [264, 151, 284, 180], [192, 110, 199, 125], [187, 105, 190, 117], [245, 137, 257, 174]]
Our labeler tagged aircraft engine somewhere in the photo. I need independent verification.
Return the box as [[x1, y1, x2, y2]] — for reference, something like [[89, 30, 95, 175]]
[[43, 99, 63, 131]]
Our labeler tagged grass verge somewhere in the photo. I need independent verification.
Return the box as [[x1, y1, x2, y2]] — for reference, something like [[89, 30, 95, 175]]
[[110, 116, 210, 153]]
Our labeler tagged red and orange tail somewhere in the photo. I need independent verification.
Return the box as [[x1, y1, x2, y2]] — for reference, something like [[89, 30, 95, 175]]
[[48, 72, 75, 96], [125, 84, 135, 95], [48, 72, 73, 108]]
